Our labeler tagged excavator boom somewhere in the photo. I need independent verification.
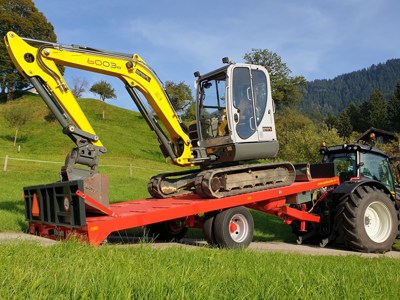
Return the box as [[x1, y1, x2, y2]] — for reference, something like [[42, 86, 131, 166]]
[[4, 31, 194, 174]]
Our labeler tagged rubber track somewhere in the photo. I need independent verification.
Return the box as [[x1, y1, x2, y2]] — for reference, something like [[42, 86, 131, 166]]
[[147, 169, 199, 198], [195, 162, 296, 198]]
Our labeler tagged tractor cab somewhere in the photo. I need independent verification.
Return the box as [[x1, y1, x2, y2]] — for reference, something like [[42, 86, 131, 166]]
[[320, 144, 396, 193]]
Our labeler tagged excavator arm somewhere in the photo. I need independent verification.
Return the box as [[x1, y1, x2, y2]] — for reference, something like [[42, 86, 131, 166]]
[[4, 31, 193, 181]]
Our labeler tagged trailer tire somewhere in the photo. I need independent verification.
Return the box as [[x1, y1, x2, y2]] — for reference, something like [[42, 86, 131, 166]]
[[213, 206, 254, 249], [146, 219, 188, 241], [335, 185, 397, 253], [202, 212, 218, 246]]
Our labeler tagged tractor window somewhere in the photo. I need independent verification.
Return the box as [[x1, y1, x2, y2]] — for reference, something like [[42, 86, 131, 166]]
[[198, 77, 228, 140], [324, 152, 357, 181], [360, 153, 394, 190]]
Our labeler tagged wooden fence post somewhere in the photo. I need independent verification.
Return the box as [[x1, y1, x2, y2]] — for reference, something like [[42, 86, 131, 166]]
[[3, 155, 9, 171]]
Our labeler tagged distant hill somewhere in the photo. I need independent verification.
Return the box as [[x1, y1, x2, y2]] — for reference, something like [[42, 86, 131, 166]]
[[300, 58, 400, 116]]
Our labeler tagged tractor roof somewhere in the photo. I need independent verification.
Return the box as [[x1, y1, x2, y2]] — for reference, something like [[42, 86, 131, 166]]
[[320, 143, 388, 158]]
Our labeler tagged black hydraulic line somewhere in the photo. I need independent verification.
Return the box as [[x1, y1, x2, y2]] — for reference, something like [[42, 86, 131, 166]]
[[30, 77, 100, 145], [30, 77, 70, 129]]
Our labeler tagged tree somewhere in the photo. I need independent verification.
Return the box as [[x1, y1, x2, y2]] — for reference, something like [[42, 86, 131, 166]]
[[90, 80, 116, 119], [387, 80, 400, 131], [90, 80, 116, 102], [346, 102, 363, 132], [336, 110, 353, 139], [324, 113, 337, 130], [358, 99, 373, 132], [3, 104, 31, 146], [0, 0, 57, 101], [243, 49, 306, 109], [71, 78, 88, 98], [275, 107, 342, 162], [368, 89, 387, 129], [164, 81, 193, 114], [181, 102, 196, 123]]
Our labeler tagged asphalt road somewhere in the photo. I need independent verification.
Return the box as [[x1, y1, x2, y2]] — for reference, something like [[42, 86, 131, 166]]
[[1, 232, 400, 258]]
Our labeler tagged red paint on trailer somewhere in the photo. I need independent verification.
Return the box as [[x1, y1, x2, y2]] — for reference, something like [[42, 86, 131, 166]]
[[28, 177, 340, 246]]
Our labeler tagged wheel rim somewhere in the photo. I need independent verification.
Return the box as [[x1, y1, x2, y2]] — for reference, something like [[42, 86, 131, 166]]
[[229, 214, 249, 243], [364, 201, 393, 243]]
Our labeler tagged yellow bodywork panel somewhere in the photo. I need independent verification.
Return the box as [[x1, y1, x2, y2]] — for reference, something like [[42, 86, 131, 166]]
[[5, 32, 194, 166], [5, 32, 102, 147]]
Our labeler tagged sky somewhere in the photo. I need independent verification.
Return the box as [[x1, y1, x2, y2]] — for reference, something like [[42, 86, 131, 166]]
[[32, 0, 400, 111]]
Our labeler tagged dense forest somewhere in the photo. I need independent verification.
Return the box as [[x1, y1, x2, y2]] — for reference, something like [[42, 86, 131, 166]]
[[301, 59, 400, 116]]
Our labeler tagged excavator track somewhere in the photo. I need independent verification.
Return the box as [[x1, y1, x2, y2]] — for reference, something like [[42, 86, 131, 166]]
[[195, 162, 295, 198], [148, 169, 199, 199], [148, 162, 296, 199]]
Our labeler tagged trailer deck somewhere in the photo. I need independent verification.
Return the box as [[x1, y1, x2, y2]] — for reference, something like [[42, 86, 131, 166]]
[[23, 177, 340, 246]]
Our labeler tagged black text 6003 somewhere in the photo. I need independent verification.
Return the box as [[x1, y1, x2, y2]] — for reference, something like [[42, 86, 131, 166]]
[[87, 58, 121, 69]]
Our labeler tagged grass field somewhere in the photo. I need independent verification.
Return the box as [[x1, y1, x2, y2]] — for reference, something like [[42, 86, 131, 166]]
[[1, 241, 400, 299], [1, 95, 400, 299]]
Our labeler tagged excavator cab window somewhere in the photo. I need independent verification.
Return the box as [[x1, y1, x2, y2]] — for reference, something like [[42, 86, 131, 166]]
[[198, 76, 228, 140], [233, 68, 255, 139], [232, 67, 268, 140]]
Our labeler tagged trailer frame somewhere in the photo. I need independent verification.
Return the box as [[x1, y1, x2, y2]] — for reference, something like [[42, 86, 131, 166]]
[[23, 177, 340, 246]]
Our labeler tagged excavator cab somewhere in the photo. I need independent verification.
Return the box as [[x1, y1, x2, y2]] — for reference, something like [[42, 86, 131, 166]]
[[193, 61, 279, 164]]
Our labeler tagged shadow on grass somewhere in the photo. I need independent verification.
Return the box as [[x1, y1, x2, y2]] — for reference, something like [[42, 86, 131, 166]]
[[0, 200, 28, 232], [251, 210, 296, 243], [0, 134, 28, 144], [0, 200, 25, 214]]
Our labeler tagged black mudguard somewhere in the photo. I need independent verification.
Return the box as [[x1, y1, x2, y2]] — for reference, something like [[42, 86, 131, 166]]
[[332, 179, 394, 202]]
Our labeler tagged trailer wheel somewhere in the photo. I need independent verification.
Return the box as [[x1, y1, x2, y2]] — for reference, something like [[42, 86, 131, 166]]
[[202, 212, 218, 246], [335, 185, 397, 253], [213, 206, 254, 248], [146, 219, 188, 241]]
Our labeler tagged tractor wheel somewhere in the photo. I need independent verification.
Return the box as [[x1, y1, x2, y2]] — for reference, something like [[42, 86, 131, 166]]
[[213, 206, 254, 249], [202, 212, 218, 246], [146, 219, 188, 241], [335, 185, 397, 253]]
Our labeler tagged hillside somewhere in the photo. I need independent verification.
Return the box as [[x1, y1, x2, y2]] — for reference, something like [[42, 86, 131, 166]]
[[300, 58, 400, 116], [0, 94, 169, 162], [0, 94, 185, 203], [0, 94, 183, 180]]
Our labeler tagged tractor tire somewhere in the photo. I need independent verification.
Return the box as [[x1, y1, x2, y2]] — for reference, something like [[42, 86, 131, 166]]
[[146, 219, 188, 241], [335, 185, 397, 253], [202, 212, 218, 247], [213, 206, 254, 249]]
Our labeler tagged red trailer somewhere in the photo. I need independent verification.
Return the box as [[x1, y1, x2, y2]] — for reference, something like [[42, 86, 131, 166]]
[[23, 176, 340, 248]]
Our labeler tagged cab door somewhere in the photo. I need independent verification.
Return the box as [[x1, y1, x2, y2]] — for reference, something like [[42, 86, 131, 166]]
[[229, 65, 276, 143]]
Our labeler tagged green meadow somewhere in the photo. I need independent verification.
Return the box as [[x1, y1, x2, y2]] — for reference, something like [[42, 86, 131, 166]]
[[1, 95, 400, 299]]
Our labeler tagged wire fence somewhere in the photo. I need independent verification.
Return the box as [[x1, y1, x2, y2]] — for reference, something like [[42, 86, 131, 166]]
[[2, 155, 168, 176]]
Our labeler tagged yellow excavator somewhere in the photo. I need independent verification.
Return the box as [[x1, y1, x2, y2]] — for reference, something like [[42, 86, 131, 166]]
[[4, 31, 294, 201]]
